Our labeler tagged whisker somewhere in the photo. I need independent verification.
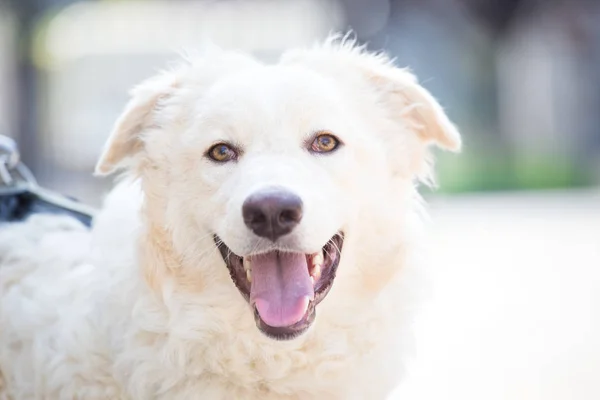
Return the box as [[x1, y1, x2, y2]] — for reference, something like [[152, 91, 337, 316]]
[[326, 235, 342, 259]]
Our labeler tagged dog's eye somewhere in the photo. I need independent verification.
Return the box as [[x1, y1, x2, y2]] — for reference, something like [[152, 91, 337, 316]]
[[310, 133, 340, 154], [207, 143, 238, 162]]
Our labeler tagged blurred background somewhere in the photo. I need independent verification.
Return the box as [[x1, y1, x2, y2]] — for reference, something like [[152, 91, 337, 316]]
[[1, 0, 599, 399], [1, 0, 600, 202]]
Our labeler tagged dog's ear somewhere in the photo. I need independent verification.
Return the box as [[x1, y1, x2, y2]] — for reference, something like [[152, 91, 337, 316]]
[[281, 39, 461, 152], [94, 72, 178, 176], [375, 68, 462, 152]]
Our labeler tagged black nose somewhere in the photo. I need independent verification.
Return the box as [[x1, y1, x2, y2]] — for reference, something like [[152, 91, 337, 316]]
[[242, 189, 303, 241]]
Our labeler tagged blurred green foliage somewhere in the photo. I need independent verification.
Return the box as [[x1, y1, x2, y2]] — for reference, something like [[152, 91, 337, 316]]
[[435, 148, 593, 194]]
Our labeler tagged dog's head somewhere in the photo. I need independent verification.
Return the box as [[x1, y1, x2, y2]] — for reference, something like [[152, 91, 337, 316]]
[[95, 39, 460, 340]]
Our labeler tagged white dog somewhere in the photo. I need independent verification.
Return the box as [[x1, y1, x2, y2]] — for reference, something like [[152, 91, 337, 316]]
[[0, 38, 460, 399]]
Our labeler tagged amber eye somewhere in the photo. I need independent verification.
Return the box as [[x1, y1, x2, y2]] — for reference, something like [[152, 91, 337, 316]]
[[310, 133, 340, 153], [207, 143, 238, 162]]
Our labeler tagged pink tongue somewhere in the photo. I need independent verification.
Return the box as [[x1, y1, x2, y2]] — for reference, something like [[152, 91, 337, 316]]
[[249, 252, 314, 328]]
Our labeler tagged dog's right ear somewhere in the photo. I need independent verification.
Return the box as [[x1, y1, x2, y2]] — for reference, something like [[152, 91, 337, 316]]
[[94, 72, 178, 176]]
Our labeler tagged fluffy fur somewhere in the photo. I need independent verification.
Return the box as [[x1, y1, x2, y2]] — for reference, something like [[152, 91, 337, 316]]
[[0, 38, 460, 399]]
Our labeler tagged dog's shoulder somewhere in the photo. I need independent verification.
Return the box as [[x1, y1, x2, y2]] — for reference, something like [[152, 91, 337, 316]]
[[0, 213, 90, 274]]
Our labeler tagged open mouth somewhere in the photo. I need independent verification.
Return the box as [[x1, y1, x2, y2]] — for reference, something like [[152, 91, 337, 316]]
[[214, 233, 344, 340]]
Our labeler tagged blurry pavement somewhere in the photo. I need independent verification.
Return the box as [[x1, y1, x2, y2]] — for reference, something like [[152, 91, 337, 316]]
[[393, 189, 600, 400]]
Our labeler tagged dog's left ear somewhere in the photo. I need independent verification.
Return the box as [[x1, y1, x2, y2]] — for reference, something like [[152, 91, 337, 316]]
[[375, 68, 462, 152], [94, 71, 178, 176], [281, 41, 461, 152]]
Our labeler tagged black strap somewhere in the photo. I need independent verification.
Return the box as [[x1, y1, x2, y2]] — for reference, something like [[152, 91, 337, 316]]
[[0, 187, 95, 227], [0, 135, 95, 227]]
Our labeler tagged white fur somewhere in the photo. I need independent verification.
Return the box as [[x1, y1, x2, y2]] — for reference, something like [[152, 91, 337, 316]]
[[0, 38, 460, 399]]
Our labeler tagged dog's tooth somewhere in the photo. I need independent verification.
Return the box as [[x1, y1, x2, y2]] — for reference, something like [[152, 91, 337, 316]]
[[243, 258, 251, 271], [312, 252, 324, 266], [246, 268, 252, 282], [312, 263, 321, 281]]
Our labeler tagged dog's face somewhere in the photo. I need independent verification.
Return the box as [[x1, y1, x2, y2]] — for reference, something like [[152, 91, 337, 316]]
[[95, 40, 461, 340]]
